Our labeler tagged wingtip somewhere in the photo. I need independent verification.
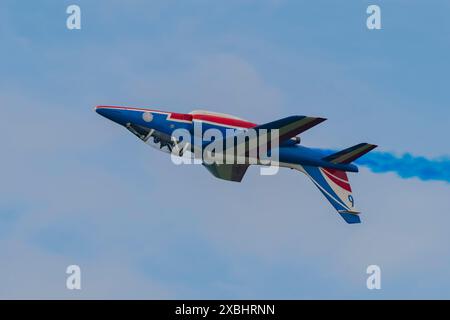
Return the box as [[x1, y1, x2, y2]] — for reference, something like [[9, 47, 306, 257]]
[[309, 117, 327, 126], [339, 212, 361, 224]]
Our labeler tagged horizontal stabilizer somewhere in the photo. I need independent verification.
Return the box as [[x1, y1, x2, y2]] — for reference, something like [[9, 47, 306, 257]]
[[323, 143, 377, 164]]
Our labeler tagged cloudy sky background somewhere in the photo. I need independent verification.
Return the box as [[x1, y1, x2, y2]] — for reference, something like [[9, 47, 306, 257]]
[[1, 0, 449, 298]]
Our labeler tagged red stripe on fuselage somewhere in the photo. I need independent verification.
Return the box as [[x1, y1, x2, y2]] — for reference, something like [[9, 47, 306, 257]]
[[95, 105, 169, 113], [168, 113, 193, 122], [192, 114, 256, 128], [322, 169, 352, 192], [95, 106, 255, 128]]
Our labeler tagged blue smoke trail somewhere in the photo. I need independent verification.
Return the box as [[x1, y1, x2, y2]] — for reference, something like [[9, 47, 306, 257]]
[[355, 151, 450, 183], [314, 148, 450, 183]]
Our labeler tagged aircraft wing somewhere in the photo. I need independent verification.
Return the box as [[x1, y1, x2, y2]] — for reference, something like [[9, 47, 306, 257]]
[[201, 116, 326, 182], [202, 115, 326, 155], [254, 115, 326, 144]]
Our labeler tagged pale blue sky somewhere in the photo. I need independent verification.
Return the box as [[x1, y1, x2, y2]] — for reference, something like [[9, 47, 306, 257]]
[[0, 0, 449, 299]]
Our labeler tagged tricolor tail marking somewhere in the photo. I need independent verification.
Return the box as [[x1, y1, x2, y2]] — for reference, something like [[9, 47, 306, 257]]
[[302, 165, 360, 224]]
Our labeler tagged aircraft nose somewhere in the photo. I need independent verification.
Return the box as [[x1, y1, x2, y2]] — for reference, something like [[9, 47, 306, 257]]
[[95, 106, 129, 126]]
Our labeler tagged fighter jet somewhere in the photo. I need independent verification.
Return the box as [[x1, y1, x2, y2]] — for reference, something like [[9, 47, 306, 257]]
[[95, 106, 376, 224]]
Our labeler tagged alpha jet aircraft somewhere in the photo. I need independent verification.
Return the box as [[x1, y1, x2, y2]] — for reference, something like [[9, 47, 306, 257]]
[[95, 106, 376, 224]]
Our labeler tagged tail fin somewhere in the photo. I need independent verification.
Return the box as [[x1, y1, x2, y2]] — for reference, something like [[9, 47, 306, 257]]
[[323, 143, 377, 164], [302, 165, 361, 224]]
